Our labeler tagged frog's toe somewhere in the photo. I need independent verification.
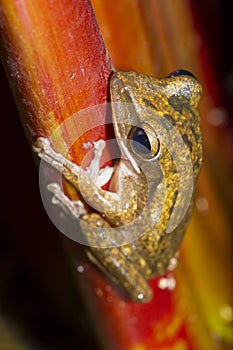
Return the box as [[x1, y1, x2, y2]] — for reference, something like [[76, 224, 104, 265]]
[[34, 137, 50, 152]]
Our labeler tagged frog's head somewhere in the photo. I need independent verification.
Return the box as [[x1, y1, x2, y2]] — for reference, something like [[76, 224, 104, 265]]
[[110, 70, 202, 177], [110, 69, 202, 129]]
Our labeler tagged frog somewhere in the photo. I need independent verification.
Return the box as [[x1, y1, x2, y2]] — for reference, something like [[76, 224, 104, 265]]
[[33, 70, 202, 303]]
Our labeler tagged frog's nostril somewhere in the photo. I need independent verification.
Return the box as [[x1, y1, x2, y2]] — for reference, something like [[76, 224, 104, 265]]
[[167, 69, 196, 79]]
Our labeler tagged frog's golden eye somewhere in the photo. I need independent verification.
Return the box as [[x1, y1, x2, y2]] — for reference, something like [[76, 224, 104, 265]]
[[167, 69, 196, 79], [128, 124, 160, 160]]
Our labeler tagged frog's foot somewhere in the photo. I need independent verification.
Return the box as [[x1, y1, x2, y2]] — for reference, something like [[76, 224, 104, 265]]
[[33, 137, 139, 227], [33, 137, 114, 190], [47, 183, 87, 219], [87, 247, 153, 303], [33, 137, 81, 186]]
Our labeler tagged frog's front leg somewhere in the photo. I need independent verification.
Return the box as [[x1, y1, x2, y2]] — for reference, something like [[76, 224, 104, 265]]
[[33, 137, 113, 190], [33, 137, 136, 216]]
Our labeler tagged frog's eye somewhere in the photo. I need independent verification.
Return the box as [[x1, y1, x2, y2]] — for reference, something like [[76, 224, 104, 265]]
[[128, 124, 160, 160], [167, 69, 196, 79], [131, 127, 151, 154]]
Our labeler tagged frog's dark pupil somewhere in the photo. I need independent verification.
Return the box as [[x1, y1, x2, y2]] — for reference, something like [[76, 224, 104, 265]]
[[132, 127, 151, 154], [167, 69, 196, 79]]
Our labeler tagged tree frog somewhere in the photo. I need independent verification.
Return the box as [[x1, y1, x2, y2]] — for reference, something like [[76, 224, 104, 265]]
[[33, 70, 202, 303]]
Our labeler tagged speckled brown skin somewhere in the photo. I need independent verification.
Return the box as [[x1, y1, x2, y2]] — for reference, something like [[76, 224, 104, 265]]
[[105, 71, 202, 301], [33, 71, 202, 303]]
